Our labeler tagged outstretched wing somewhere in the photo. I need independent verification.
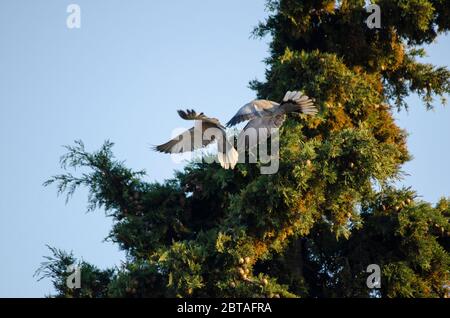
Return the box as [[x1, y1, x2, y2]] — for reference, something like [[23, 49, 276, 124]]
[[154, 109, 226, 154], [155, 108, 237, 169], [153, 127, 214, 154], [178, 109, 225, 129], [177, 109, 207, 120], [226, 99, 278, 127], [280, 91, 318, 115]]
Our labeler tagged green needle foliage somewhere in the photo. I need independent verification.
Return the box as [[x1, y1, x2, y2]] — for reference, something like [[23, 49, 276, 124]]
[[38, 0, 449, 297]]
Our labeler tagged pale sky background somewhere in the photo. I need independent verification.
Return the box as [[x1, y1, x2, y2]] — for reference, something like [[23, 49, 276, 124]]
[[0, 1, 448, 297]]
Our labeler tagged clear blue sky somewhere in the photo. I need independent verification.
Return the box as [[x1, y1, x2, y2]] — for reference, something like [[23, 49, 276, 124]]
[[0, 1, 448, 297]]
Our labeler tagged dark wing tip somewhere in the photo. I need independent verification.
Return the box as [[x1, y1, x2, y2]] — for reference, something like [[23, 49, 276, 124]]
[[152, 144, 164, 153], [226, 113, 253, 127], [152, 141, 174, 153], [177, 109, 188, 120], [178, 109, 203, 120], [226, 118, 237, 127], [188, 109, 200, 118]]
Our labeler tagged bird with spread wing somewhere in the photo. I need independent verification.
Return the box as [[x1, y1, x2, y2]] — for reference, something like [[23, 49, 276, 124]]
[[226, 91, 318, 150], [154, 109, 238, 169]]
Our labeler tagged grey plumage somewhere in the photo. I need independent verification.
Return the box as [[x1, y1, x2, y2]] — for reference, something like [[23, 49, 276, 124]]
[[225, 99, 278, 127], [226, 91, 318, 128], [226, 91, 318, 150], [154, 109, 238, 169], [153, 91, 317, 170]]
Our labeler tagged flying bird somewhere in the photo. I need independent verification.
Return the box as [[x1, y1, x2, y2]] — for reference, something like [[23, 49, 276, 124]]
[[154, 109, 238, 169], [226, 91, 318, 149]]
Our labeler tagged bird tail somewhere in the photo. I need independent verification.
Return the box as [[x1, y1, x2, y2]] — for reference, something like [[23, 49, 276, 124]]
[[282, 91, 318, 115], [217, 140, 238, 169]]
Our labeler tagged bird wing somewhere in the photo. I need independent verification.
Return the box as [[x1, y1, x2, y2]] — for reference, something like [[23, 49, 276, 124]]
[[178, 109, 225, 128], [156, 109, 237, 169], [279, 91, 318, 115], [154, 127, 215, 154], [226, 99, 279, 127], [177, 109, 207, 120], [154, 109, 227, 154], [243, 115, 286, 131]]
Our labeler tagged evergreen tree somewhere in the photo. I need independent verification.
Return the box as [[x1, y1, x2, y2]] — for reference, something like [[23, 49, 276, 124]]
[[38, 0, 449, 297]]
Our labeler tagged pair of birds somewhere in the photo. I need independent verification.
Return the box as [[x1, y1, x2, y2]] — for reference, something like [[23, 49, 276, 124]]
[[154, 91, 318, 169]]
